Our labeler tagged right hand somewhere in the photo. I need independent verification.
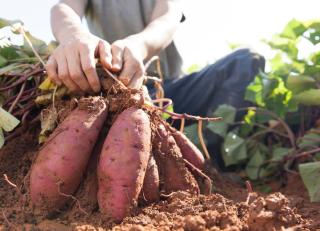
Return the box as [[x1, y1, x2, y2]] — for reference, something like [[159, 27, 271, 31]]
[[46, 32, 112, 93]]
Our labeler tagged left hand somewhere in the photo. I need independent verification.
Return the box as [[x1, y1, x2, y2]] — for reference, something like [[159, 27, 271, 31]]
[[110, 38, 145, 90]]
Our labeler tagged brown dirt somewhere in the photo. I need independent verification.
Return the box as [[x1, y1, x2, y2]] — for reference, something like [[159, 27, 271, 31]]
[[1, 71, 319, 230], [1, 127, 320, 231]]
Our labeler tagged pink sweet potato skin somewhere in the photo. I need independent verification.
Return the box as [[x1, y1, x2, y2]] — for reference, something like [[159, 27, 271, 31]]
[[30, 97, 107, 210], [154, 123, 199, 195], [139, 155, 160, 204], [97, 107, 151, 222], [171, 129, 205, 170]]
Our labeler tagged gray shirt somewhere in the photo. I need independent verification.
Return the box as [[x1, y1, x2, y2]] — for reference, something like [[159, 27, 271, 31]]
[[85, 0, 184, 79]]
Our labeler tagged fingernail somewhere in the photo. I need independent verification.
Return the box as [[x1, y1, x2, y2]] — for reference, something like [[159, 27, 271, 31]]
[[112, 64, 121, 71]]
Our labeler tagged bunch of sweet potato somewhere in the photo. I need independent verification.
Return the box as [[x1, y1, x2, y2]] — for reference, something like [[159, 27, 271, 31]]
[[30, 90, 210, 222]]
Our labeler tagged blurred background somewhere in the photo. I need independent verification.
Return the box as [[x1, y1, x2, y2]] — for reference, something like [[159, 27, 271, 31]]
[[0, 0, 319, 69]]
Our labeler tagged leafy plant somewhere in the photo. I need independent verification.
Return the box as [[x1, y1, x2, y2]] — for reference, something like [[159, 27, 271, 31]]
[[206, 18, 320, 202], [0, 18, 56, 148]]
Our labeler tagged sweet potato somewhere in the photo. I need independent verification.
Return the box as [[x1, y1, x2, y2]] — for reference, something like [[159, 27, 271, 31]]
[[97, 107, 151, 222], [170, 128, 205, 170], [30, 97, 108, 210], [139, 155, 160, 204], [153, 123, 199, 195]]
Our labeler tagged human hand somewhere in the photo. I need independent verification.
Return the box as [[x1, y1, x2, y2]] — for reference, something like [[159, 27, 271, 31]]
[[46, 32, 112, 92], [110, 38, 145, 90]]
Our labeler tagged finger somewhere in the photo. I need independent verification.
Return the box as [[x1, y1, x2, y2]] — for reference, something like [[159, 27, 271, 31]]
[[111, 42, 124, 72], [98, 40, 112, 69], [65, 48, 91, 92], [118, 60, 137, 86], [45, 56, 61, 85], [80, 45, 101, 92], [56, 53, 79, 92], [128, 70, 144, 90]]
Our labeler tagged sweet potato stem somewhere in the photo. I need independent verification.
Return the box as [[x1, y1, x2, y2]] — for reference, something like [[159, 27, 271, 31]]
[[197, 120, 210, 160], [180, 118, 185, 132]]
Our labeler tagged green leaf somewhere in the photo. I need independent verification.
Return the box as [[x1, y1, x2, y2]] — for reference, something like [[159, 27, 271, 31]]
[[0, 18, 22, 29], [271, 147, 290, 161], [0, 107, 20, 132], [306, 30, 320, 45], [22, 31, 48, 56], [298, 133, 320, 149], [47, 41, 59, 53], [311, 52, 320, 65], [245, 75, 264, 106], [286, 75, 316, 94], [222, 132, 247, 166], [0, 128, 4, 149], [0, 54, 7, 67], [299, 162, 320, 202], [0, 63, 23, 75], [0, 46, 21, 60], [184, 124, 204, 149], [267, 35, 298, 59], [207, 104, 236, 138], [162, 104, 174, 120], [304, 65, 320, 76], [281, 19, 307, 39], [244, 108, 256, 124], [293, 89, 320, 106], [245, 148, 266, 180]]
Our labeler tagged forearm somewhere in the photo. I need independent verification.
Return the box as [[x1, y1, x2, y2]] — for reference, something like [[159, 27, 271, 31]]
[[51, 2, 87, 44], [126, 1, 182, 61]]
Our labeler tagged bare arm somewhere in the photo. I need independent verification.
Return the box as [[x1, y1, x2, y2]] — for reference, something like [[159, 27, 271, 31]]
[[47, 0, 112, 92], [47, 0, 182, 92], [51, 0, 87, 43], [130, 0, 182, 60], [113, 0, 182, 88]]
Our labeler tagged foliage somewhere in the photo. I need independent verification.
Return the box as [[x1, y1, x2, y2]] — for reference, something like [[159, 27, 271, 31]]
[[0, 107, 20, 148], [208, 18, 320, 202], [299, 162, 320, 202], [0, 18, 56, 148], [184, 18, 320, 202]]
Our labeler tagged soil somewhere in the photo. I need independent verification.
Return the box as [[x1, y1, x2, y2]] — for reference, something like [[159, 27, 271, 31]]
[[1, 73, 319, 230], [0, 125, 320, 231]]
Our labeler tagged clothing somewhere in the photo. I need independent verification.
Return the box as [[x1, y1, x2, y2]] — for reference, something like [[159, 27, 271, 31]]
[[149, 49, 265, 167], [85, 0, 184, 79], [161, 49, 265, 117]]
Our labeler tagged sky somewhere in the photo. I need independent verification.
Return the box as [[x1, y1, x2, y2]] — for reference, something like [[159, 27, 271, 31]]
[[0, 0, 319, 69]]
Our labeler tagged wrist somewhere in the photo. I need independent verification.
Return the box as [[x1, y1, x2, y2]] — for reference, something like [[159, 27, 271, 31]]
[[57, 27, 90, 45], [125, 35, 149, 61]]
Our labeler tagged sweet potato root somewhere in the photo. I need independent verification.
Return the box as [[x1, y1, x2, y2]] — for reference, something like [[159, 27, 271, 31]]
[[139, 155, 160, 204], [170, 128, 205, 170], [97, 107, 151, 222], [30, 97, 108, 210], [153, 123, 199, 195]]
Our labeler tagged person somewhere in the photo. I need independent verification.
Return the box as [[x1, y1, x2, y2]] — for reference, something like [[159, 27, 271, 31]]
[[47, 0, 265, 165]]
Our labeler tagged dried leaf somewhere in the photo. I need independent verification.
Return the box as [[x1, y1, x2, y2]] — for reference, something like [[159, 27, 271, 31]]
[[35, 87, 68, 106], [39, 108, 58, 144]]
